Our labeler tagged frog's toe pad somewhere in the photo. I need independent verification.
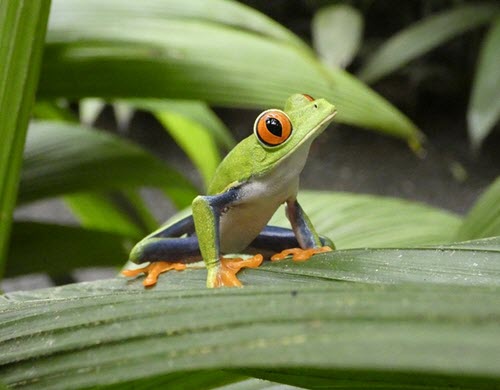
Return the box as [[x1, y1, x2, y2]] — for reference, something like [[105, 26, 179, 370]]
[[122, 262, 186, 287], [214, 254, 264, 288], [271, 246, 332, 262]]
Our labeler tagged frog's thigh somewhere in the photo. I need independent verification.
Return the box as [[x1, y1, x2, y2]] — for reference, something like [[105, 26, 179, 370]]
[[249, 225, 332, 253], [249, 226, 299, 252], [152, 215, 195, 238], [130, 236, 201, 264]]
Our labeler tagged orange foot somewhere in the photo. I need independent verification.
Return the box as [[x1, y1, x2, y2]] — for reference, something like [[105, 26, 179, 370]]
[[213, 254, 264, 288], [271, 246, 332, 262], [122, 262, 187, 287]]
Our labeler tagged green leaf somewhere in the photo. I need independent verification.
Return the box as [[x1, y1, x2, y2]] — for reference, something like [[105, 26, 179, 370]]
[[45, 0, 307, 51], [467, 16, 500, 150], [312, 4, 363, 68], [326, 68, 423, 149], [19, 121, 199, 209], [33, 100, 76, 122], [1, 238, 500, 389], [214, 378, 298, 390], [39, 0, 423, 146], [100, 371, 247, 390], [0, 0, 51, 276], [258, 237, 500, 286], [6, 222, 130, 277], [358, 4, 500, 83], [456, 177, 500, 241], [269, 191, 461, 249], [64, 192, 145, 239]]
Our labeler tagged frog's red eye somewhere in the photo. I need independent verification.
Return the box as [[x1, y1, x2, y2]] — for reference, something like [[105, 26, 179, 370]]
[[303, 94, 315, 101], [254, 109, 292, 147]]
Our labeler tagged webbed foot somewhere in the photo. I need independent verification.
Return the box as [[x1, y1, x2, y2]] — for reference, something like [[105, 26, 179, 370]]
[[122, 262, 187, 287], [271, 246, 332, 262], [209, 254, 264, 288]]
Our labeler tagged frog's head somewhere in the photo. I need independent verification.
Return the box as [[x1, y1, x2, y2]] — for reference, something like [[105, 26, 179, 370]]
[[253, 93, 337, 166]]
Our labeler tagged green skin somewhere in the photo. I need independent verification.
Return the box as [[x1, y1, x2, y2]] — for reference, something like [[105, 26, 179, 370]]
[[130, 94, 337, 287]]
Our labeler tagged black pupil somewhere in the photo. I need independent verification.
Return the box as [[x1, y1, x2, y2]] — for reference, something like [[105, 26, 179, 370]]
[[265, 117, 282, 137]]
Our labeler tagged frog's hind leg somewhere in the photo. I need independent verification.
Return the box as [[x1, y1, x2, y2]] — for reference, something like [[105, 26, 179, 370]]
[[250, 225, 333, 262], [151, 215, 196, 239], [122, 261, 187, 287], [122, 215, 201, 287], [249, 226, 300, 254], [123, 236, 202, 286]]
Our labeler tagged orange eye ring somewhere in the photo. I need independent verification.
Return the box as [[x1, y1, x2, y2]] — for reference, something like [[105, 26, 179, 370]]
[[303, 94, 315, 101], [253, 109, 293, 147]]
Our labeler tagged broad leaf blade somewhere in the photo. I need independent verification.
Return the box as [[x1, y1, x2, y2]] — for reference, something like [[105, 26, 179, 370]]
[[1, 240, 499, 390], [258, 239, 500, 286], [100, 371, 247, 390], [40, 0, 423, 146], [269, 191, 461, 249], [358, 4, 500, 83], [0, 0, 51, 276], [467, 17, 500, 150], [312, 4, 363, 68], [46, 0, 308, 51], [456, 177, 500, 241], [43, 0, 323, 106], [213, 378, 298, 390], [19, 121, 199, 209], [326, 69, 423, 149]]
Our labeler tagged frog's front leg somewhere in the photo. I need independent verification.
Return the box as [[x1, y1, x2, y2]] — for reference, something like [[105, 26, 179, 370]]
[[271, 198, 334, 261], [192, 188, 263, 288]]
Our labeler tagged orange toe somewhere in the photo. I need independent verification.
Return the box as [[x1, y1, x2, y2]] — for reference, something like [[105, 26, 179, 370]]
[[271, 246, 332, 262], [213, 254, 264, 288], [122, 261, 186, 287]]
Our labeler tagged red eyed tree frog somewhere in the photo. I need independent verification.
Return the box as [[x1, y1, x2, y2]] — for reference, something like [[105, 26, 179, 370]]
[[122, 93, 337, 288]]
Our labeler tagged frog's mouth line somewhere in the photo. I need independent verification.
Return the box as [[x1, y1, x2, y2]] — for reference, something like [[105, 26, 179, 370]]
[[287, 110, 337, 154]]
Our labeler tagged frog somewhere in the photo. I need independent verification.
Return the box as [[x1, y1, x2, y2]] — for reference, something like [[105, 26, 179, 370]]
[[122, 93, 337, 288]]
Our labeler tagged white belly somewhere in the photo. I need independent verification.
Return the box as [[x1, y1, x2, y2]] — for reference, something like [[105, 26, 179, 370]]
[[218, 142, 312, 253], [219, 178, 298, 253]]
